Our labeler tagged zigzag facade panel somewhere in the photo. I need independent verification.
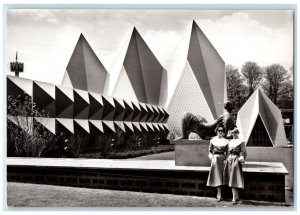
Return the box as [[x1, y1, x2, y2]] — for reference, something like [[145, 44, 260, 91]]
[[88, 92, 103, 120], [7, 76, 169, 154], [123, 100, 134, 121], [55, 86, 74, 118], [74, 89, 90, 119], [33, 81, 55, 118], [34, 117, 56, 135]]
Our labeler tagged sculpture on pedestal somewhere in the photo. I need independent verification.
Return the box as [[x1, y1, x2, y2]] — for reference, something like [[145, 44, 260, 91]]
[[179, 101, 235, 139]]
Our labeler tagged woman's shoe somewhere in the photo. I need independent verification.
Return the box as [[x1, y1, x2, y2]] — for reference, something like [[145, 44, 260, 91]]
[[232, 200, 237, 205], [216, 197, 222, 202]]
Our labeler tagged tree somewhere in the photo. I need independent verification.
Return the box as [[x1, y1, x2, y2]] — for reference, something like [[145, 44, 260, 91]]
[[225, 65, 248, 115], [7, 94, 55, 157], [276, 79, 293, 109], [262, 64, 290, 105], [241, 61, 263, 97]]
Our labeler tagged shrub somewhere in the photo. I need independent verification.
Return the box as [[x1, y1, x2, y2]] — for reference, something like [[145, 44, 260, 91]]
[[7, 94, 55, 157]]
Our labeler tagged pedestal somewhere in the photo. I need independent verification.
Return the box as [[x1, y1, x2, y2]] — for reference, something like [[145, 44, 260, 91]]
[[174, 139, 210, 166]]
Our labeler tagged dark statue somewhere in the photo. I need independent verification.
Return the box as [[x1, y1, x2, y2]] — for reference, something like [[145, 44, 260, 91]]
[[178, 101, 235, 139]]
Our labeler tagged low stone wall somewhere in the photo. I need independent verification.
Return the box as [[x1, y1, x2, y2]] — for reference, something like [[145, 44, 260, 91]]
[[174, 139, 293, 190], [174, 139, 211, 166], [174, 139, 293, 166], [7, 159, 288, 202]]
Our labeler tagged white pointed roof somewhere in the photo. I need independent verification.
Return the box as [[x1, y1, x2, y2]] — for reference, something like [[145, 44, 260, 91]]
[[164, 23, 192, 108], [167, 61, 214, 132], [108, 30, 132, 95], [112, 66, 139, 102], [166, 20, 225, 125], [62, 34, 109, 94], [236, 88, 287, 146], [61, 71, 73, 89]]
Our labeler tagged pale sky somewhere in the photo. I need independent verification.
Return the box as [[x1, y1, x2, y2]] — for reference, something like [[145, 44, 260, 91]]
[[6, 9, 294, 88]]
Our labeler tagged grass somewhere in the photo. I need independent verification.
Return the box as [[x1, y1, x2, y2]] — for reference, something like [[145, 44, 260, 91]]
[[7, 182, 291, 208]]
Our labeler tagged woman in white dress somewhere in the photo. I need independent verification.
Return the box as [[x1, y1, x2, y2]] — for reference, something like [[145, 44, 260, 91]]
[[223, 127, 247, 204], [206, 125, 229, 202]]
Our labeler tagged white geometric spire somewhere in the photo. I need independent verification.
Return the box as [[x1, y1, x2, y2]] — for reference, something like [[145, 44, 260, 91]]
[[236, 88, 287, 147]]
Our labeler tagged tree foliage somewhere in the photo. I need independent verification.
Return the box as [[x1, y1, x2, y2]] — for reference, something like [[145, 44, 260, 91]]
[[261, 64, 291, 106], [276, 79, 293, 109], [225, 65, 248, 115], [7, 94, 55, 157], [241, 61, 263, 97], [225, 62, 293, 112]]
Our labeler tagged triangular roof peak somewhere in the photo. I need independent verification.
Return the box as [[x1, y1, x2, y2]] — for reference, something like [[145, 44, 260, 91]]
[[132, 27, 141, 36], [236, 87, 287, 147], [77, 33, 86, 42]]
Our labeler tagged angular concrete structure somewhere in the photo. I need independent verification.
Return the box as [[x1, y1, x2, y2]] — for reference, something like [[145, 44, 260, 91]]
[[7, 76, 33, 105], [88, 92, 104, 120], [113, 98, 126, 121], [111, 28, 168, 106], [236, 88, 287, 147], [55, 86, 74, 118], [123, 100, 134, 122], [61, 34, 109, 95], [89, 120, 104, 134], [166, 21, 226, 135], [74, 89, 90, 119], [7, 76, 169, 154], [33, 81, 56, 118]]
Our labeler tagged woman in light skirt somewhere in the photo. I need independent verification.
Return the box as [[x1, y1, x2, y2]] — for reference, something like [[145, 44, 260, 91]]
[[223, 127, 247, 204], [206, 125, 229, 201]]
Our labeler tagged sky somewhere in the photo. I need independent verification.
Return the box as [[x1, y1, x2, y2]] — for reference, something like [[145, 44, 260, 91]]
[[1, 4, 300, 215], [6, 9, 294, 89]]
